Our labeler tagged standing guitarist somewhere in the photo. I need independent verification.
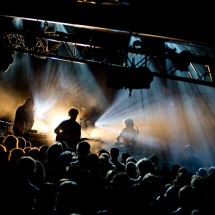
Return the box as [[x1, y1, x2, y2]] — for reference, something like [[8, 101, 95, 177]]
[[114, 118, 139, 154], [54, 107, 81, 152]]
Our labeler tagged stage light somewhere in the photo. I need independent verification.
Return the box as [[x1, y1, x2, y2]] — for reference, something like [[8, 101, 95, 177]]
[[171, 50, 191, 71], [106, 66, 154, 90], [132, 39, 143, 49]]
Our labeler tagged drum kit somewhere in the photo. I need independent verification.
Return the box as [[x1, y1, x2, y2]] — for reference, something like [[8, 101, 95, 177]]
[[0, 120, 12, 136]]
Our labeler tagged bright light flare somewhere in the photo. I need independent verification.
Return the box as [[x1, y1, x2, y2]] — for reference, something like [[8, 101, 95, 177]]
[[32, 100, 70, 144], [32, 119, 49, 133], [89, 128, 102, 140]]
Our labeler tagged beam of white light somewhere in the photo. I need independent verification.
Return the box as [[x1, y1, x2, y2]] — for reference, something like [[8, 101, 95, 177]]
[[33, 107, 70, 144], [2, 44, 215, 168], [16, 55, 109, 144], [12, 18, 23, 31], [95, 76, 215, 167], [32, 119, 49, 133], [95, 88, 155, 144]]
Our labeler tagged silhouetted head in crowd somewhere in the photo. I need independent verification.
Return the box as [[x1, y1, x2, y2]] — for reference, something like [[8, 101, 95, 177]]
[[120, 152, 131, 164], [76, 141, 90, 157], [2, 134, 18, 152], [17, 136, 26, 149]]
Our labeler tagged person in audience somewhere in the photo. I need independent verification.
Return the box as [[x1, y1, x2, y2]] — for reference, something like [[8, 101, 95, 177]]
[[8, 147, 25, 163], [172, 185, 200, 215], [0, 144, 8, 176], [7, 156, 39, 215], [17, 136, 27, 149], [2, 134, 19, 158], [120, 151, 131, 165], [109, 147, 125, 172], [107, 172, 133, 214], [71, 140, 91, 169], [54, 107, 81, 152], [0, 135, 6, 144], [25, 140, 32, 148], [44, 142, 64, 183], [136, 157, 157, 179], [38, 144, 49, 164], [34, 182, 56, 215], [99, 152, 116, 178], [1, 126, 215, 215], [97, 148, 110, 158], [126, 156, 137, 164], [58, 150, 75, 178], [27, 147, 40, 160], [125, 161, 139, 180], [180, 144, 203, 174], [55, 179, 80, 215]]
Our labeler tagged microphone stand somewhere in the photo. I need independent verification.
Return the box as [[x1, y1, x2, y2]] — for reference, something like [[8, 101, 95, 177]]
[[129, 127, 139, 154], [116, 132, 123, 140], [114, 131, 124, 148]]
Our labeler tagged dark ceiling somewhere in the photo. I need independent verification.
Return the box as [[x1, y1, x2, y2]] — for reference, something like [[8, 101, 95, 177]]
[[1, 0, 215, 45]]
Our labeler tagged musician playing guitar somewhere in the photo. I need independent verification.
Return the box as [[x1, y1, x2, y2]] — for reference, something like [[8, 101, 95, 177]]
[[54, 107, 81, 152], [114, 118, 139, 154]]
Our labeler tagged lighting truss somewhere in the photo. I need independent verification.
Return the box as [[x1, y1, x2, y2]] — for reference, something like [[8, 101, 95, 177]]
[[1, 15, 215, 87]]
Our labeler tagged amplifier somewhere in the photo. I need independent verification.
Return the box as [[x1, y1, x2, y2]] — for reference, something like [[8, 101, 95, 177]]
[[26, 132, 48, 147]]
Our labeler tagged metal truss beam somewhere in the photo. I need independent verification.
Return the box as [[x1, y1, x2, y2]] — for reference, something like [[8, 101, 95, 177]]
[[1, 15, 215, 88]]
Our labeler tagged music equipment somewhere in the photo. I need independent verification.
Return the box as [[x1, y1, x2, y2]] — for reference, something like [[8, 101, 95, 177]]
[[25, 130, 48, 147], [0, 120, 12, 136]]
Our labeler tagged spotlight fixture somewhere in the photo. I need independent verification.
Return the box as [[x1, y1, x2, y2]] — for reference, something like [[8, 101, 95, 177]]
[[106, 66, 154, 90], [132, 40, 143, 49], [173, 50, 191, 71]]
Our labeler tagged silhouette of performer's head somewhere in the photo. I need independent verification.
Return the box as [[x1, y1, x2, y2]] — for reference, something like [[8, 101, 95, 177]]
[[123, 118, 134, 127], [68, 107, 79, 119]]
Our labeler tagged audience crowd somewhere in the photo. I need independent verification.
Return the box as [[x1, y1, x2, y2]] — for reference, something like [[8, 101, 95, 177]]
[[0, 134, 215, 215]]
